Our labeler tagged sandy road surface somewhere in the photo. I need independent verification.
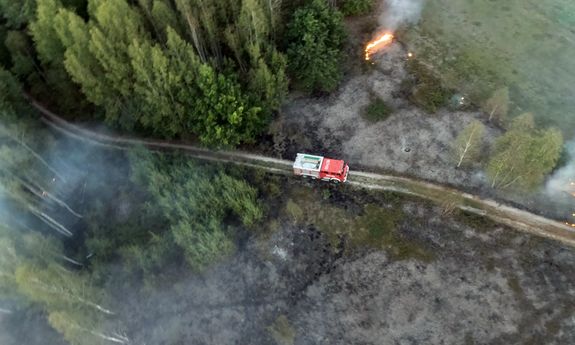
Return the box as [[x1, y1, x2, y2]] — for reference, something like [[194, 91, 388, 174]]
[[30, 99, 575, 247]]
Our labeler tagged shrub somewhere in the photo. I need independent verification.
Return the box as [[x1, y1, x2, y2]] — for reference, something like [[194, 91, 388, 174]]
[[355, 204, 434, 262], [363, 97, 392, 122], [285, 199, 304, 224], [268, 315, 296, 345], [339, 0, 374, 16], [405, 59, 451, 113]]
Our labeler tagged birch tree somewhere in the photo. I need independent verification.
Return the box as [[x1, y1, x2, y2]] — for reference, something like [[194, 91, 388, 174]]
[[0, 226, 86, 310], [0, 208, 118, 345], [486, 113, 563, 190], [0, 122, 82, 238], [452, 120, 485, 168], [15, 263, 114, 315], [0, 235, 22, 302], [483, 87, 509, 125], [49, 311, 130, 345]]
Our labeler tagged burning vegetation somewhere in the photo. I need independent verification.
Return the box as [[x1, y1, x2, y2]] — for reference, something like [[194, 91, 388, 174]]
[[365, 32, 394, 61]]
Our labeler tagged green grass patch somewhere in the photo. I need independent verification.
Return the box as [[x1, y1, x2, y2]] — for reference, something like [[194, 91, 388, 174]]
[[355, 205, 435, 262], [455, 210, 498, 233], [285, 199, 305, 224], [363, 98, 392, 122], [506, 275, 525, 298], [403, 59, 451, 113], [268, 315, 296, 345], [284, 187, 434, 262], [403, 0, 575, 131]]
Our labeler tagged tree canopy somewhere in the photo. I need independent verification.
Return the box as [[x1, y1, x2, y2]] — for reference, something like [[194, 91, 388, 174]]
[[286, 0, 345, 93], [486, 113, 563, 190], [452, 120, 485, 168], [483, 87, 509, 125], [22, 0, 291, 146], [338, 0, 374, 16], [129, 152, 263, 271]]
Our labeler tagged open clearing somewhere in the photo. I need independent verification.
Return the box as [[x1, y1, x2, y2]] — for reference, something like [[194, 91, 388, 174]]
[[402, 0, 575, 132]]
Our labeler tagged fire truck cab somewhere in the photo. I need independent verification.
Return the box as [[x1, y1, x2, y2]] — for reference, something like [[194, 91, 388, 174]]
[[293, 153, 349, 183]]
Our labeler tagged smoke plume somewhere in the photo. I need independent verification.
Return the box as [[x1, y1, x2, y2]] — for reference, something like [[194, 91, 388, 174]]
[[380, 0, 425, 30], [546, 141, 575, 195]]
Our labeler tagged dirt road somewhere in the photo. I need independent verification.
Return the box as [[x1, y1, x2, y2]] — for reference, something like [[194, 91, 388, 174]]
[[30, 99, 575, 248]]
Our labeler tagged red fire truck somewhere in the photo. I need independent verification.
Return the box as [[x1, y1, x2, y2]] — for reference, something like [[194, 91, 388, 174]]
[[293, 153, 349, 183]]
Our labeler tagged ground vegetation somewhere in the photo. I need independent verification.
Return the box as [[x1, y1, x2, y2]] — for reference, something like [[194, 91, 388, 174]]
[[401, 0, 575, 132], [362, 97, 392, 122], [402, 59, 451, 113], [486, 113, 563, 190]]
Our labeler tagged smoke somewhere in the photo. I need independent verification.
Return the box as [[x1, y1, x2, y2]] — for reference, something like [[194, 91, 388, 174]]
[[379, 0, 425, 30], [546, 141, 575, 196], [0, 121, 131, 343]]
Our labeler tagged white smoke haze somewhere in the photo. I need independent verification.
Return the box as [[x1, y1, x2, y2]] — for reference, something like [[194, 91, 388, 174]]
[[546, 140, 575, 196], [380, 0, 425, 30]]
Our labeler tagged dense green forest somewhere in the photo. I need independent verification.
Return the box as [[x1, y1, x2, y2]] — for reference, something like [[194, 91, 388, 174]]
[[0, 0, 364, 146], [0, 1, 372, 343]]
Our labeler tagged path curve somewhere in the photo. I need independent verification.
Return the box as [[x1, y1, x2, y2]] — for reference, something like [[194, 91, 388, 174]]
[[29, 99, 575, 247]]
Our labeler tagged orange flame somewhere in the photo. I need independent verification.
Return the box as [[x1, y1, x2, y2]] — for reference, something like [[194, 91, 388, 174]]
[[365, 32, 394, 61]]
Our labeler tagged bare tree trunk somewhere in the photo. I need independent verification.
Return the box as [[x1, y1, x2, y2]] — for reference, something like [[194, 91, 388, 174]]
[[489, 104, 498, 121], [87, 329, 130, 344], [183, 13, 208, 63], [6, 170, 83, 218], [0, 127, 66, 181], [491, 166, 502, 188], [456, 125, 479, 168], [59, 254, 84, 267], [28, 278, 115, 315], [84, 329, 130, 344], [500, 175, 522, 190], [28, 208, 74, 237], [65, 321, 130, 344]]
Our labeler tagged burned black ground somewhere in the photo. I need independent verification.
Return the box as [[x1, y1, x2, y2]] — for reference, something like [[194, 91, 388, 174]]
[[116, 174, 575, 345]]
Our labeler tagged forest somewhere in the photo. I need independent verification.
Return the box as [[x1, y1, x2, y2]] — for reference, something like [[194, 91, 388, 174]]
[[0, 0, 358, 146], [0, 1, 371, 344], [0, 0, 572, 344]]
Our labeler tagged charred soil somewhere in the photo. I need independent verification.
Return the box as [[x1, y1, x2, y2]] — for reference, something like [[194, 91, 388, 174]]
[[118, 174, 575, 345]]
